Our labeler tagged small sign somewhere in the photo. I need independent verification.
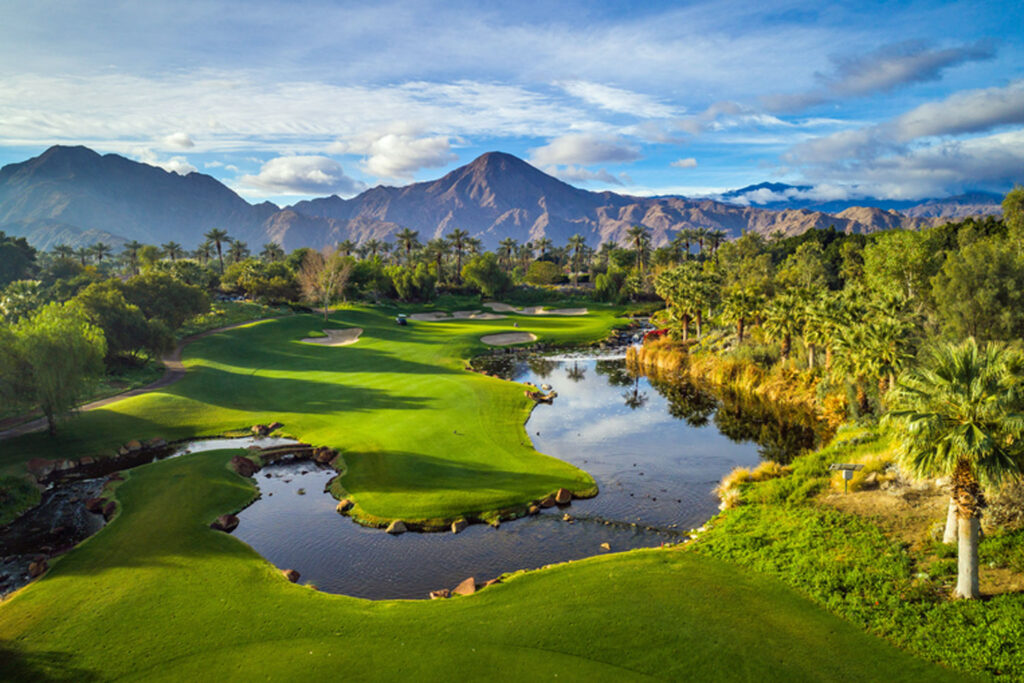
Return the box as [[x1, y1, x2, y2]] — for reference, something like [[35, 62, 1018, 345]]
[[829, 463, 864, 493]]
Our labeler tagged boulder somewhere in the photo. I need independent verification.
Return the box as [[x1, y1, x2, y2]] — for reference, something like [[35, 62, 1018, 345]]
[[28, 560, 48, 578], [555, 488, 572, 504], [539, 496, 556, 509], [281, 569, 300, 583], [453, 577, 476, 596], [125, 439, 142, 452], [600, 542, 611, 551], [336, 499, 354, 513], [562, 513, 573, 522], [483, 578, 501, 588], [429, 589, 451, 599], [314, 448, 337, 464], [26, 458, 57, 481], [79, 456, 96, 466], [527, 505, 540, 515], [84, 497, 105, 514], [863, 472, 880, 489], [211, 514, 239, 532], [268, 421, 284, 431], [451, 519, 468, 534], [386, 520, 407, 535], [230, 456, 260, 477], [146, 437, 167, 448], [251, 424, 269, 436], [102, 501, 117, 520]]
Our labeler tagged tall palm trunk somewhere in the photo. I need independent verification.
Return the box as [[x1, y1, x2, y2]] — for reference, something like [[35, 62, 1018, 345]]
[[695, 310, 703, 338], [943, 498, 958, 544], [781, 333, 791, 359], [736, 318, 745, 344], [952, 459, 984, 599], [807, 343, 816, 370]]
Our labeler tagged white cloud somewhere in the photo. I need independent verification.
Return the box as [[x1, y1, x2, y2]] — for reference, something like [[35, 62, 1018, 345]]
[[161, 131, 194, 149], [329, 128, 457, 179], [238, 156, 365, 196], [558, 80, 676, 118], [134, 147, 197, 175], [528, 133, 641, 166], [671, 157, 697, 169], [545, 165, 630, 186]]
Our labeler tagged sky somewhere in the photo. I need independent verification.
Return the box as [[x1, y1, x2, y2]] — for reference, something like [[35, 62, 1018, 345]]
[[1, 0, 1022, 207]]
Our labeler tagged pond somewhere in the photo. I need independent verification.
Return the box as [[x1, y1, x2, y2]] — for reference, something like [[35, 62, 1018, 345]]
[[232, 352, 821, 599]]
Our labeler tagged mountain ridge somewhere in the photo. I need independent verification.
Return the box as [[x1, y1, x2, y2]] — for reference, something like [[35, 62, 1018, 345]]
[[0, 145, 1004, 252]]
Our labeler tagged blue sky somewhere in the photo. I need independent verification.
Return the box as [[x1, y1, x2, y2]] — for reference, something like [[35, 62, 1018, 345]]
[[0, 0, 1021, 206]]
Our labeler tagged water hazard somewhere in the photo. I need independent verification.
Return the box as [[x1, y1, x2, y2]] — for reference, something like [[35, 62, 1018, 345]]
[[232, 353, 821, 599]]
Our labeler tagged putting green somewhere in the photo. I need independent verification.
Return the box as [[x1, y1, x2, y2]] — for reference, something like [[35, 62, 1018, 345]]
[[0, 306, 622, 525], [0, 450, 959, 681]]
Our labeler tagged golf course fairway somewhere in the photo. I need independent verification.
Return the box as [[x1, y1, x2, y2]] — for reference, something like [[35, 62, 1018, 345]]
[[0, 306, 961, 680]]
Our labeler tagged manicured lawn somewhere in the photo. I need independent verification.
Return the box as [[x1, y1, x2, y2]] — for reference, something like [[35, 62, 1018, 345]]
[[1, 304, 624, 525], [0, 449, 960, 681]]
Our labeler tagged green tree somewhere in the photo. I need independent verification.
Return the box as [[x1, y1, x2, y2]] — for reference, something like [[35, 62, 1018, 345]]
[[11, 301, 106, 436], [90, 242, 113, 263], [625, 225, 651, 279], [122, 272, 209, 330], [74, 281, 171, 361], [194, 240, 215, 267], [446, 229, 470, 281], [534, 237, 553, 259], [204, 228, 229, 273], [526, 260, 564, 285], [720, 289, 762, 345], [227, 239, 250, 264], [122, 240, 143, 275], [777, 241, 828, 292], [885, 339, 1024, 599], [299, 247, 353, 320], [654, 262, 720, 340], [260, 242, 285, 263], [161, 241, 184, 262], [0, 232, 38, 288], [1003, 185, 1024, 249], [567, 234, 587, 287], [0, 280, 44, 322], [461, 253, 511, 299], [52, 244, 74, 261], [762, 292, 805, 360], [497, 237, 518, 272], [395, 228, 420, 265]]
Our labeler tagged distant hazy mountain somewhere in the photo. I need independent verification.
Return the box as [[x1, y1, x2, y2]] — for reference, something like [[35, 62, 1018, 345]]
[[717, 182, 1004, 216], [0, 146, 1003, 253]]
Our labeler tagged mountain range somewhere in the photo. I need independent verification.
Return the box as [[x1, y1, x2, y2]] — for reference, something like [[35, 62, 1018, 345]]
[[0, 146, 1004, 253]]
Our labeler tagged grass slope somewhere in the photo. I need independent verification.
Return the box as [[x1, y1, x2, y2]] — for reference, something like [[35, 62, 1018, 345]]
[[1, 305, 621, 524], [0, 450, 959, 681]]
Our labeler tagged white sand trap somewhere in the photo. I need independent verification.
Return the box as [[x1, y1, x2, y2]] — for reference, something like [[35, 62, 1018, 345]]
[[481, 332, 538, 346], [409, 310, 508, 321], [484, 302, 588, 316], [301, 327, 363, 346]]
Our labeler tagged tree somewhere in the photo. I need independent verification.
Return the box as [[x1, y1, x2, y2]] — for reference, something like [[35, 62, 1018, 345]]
[[299, 247, 353, 320], [885, 339, 1024, 599], [446, 229, 470, 281], [227, 239, 250, 264], [336, 240, 356, 257], [395, 228, 420, 265], [0, 280, 44, 322], [0, 232, 38, 288], [362, 239, 385, 260], [1004, 185, 1024, 249], [567, 234, 587, 287], [52, 244, 74, 261], [260, 242, 285, 263], [122, 240, 143, 275], [121, 272, 209, 330], [194, 240, 215, 266], [625, 225, 651, 278], [204, 228, 229, 273], [535, 237, 553, 259], [762, 292, 805, 360], [75, 247, 91, 266], [11, 301, 106, 436], [161, 241, 184, 262], [422, 238, 451, 282], [90, 242, 113, 263], [654, 261, 720, 340], [497, 238, 518, 272], [526, 261, 564, 285], [74, 281, 171, 361], [720, 289, 762, 344], [461, 253, 511, 299], [777, 241, 828, 292]]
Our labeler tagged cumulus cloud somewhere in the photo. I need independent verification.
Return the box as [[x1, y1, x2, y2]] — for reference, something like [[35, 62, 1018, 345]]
[[161, 131, 194, 149], [724, 184, 862, 206], [671, 157, 698, 169], [238, 156, 365, 196], [329, 128, 457, 179], [763, 40, 996, 112], [545, 165, 631, 186], [134, 147, 197, 175], [528, 133, 641, 166], [558, 80, 675, 118]]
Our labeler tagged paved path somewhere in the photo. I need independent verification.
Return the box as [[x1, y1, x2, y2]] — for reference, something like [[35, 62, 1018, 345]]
[[0, 317, 283, 441]]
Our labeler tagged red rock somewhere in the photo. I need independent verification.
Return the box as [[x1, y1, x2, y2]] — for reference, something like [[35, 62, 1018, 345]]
[[28, 560, 48, 578], [539, 496, 556, 509], [211, 514, 239, 532], [230, 456, 259, 477], [453, 577, 476, 596], [268, 421, 284, 431], [26, 458, 57, 480], [483, 578, 501, 588], [555, 488, 572, 504], [282, 569, 300, 583]]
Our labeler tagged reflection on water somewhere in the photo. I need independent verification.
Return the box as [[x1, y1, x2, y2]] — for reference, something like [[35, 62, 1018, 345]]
[[236, 356, 822, 599]]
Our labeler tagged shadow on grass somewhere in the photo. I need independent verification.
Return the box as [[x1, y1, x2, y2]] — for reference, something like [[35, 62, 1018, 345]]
[[0, 642, 100, 681]]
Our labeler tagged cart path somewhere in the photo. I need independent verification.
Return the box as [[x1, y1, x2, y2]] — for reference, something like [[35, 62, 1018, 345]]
[[0, 316, 288, 441]]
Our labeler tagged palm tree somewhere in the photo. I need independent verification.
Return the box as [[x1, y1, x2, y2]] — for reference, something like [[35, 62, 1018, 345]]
[[337, 240, 356, 257], [194, 240, 215, 266], [671, 228, 693, 261], [204, 228, 229, 273], [497, 237, 518, 272], [91, 242, 112, 263], [423, 238, 451, 282], [261, 242, 285, 262], [721, 290, 761, 344], [517, 242, 534, 273], [122, 240, 143, 275], [625, 225, 650, 278], [161, 241, 184, 262], [708, 229, 728, 255], [567, 234, 587, 287], [762, 292, 805, 361], [693, 227, 710, 255], [447, 229, 470, 280], [227, 239, 249, 264], [52, 244, 74, 260], [395, 228, 420, 265], [75, 247, 90, 266], [535, 237, 553, 259], [886, 339, 1024, 599], [361, 239, 384, 260]]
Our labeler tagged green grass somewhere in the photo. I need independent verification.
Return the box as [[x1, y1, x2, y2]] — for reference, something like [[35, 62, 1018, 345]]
[[1, 305, 622, 525], [176, 300, 294, 339], [0, 449, 959, 681]]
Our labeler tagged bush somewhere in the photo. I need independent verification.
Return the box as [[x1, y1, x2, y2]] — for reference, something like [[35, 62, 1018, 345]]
[[526, 261, 564, 285]]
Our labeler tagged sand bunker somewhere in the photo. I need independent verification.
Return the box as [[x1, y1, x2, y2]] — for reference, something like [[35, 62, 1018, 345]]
[[408, 310, 507, 321], [301, 328, 363, 346], [480, 332, 538, 346], [484, 302, 588, 316]]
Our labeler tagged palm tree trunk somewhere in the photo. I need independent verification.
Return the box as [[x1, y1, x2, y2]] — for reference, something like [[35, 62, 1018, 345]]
[[781, 333, 791, 359], [825, 346, 833, 370], [695, 311, 703, 338], [736, 318, 744, 344], [807, 343, 816, 370], [956, 515, 980, 599], [943, 498, 958, 544]]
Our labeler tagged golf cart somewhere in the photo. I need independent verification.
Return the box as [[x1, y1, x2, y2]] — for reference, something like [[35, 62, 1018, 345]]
[[395, 314, 408, 326]]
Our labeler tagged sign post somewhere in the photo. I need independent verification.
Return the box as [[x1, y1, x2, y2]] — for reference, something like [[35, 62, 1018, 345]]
[[828, 463, 865, 494]]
